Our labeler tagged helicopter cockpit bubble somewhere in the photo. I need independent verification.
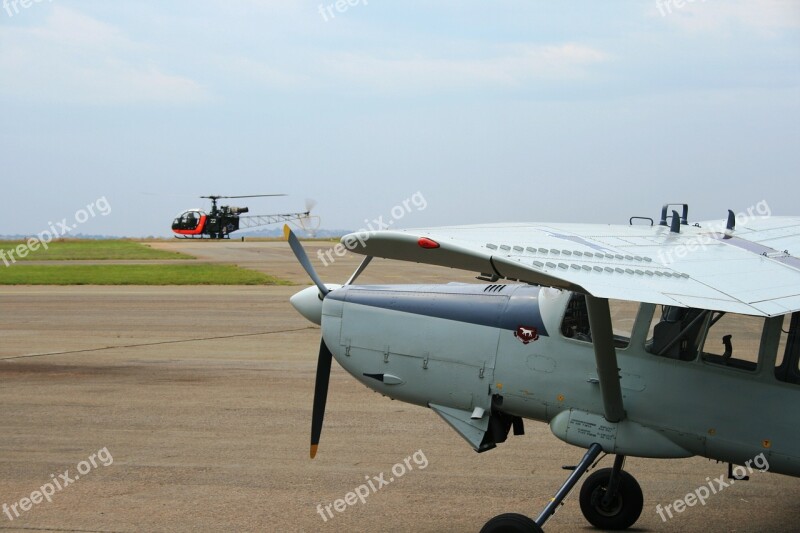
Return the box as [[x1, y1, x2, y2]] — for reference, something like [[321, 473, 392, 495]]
[[172, 209, 205, 231]]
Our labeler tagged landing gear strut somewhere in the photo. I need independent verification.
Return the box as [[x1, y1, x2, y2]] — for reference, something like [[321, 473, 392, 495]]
[[480, 443, 644, 532]]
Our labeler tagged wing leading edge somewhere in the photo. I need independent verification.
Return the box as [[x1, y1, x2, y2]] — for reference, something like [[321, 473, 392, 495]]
[[342, 217, 800, 317]]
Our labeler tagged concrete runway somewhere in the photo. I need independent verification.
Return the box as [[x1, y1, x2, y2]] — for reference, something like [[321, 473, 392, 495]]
[[0, 241, 797, 532]]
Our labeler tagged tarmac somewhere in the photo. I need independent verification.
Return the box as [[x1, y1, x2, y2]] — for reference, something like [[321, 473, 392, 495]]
[[0, 240, 797, 532]]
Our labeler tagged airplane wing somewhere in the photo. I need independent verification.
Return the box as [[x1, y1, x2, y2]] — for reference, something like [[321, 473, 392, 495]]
[[342, 216, 800, 317]]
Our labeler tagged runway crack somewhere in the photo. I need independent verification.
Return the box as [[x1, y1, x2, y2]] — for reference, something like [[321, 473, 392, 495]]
[[0, 326, 318, 361]]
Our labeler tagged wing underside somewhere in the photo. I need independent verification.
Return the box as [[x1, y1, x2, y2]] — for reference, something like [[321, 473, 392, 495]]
[[343, 217, 800, 317]]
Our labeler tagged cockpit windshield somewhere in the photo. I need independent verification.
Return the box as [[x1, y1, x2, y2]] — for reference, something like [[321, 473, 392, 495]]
[[172, 210, 204, 231]]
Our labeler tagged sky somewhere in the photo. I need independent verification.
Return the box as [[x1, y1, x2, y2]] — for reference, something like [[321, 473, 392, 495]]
[[1, 0, 799, 237]]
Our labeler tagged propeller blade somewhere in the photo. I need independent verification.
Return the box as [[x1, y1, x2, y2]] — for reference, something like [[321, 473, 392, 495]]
[[310, 338, 333, 459], [283, 225, 330, 297], [345, 256, 373, 286]]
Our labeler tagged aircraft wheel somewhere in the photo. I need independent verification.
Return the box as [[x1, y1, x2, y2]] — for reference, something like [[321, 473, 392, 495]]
[[579, 468, 643, 530], [479, 513, 542, 533]]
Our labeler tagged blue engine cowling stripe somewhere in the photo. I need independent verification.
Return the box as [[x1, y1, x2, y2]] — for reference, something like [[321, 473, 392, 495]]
[[327, 284, 549, 336]]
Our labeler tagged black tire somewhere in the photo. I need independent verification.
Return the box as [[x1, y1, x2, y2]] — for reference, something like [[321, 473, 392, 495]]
[[579, 468, 643, 530], [480, 513, 542, 533]]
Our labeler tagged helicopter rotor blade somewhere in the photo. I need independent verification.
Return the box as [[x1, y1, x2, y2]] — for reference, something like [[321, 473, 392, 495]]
[[200, 194, 287, 199]]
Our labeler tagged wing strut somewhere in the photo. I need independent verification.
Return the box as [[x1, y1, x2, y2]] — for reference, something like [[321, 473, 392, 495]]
[[585, 295, 626, 423]]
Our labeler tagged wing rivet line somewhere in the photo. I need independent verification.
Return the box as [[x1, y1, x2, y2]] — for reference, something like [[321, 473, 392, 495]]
[[531, 262, 684, 280]]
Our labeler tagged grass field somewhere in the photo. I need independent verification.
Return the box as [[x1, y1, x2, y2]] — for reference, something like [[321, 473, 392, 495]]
[[0, 239, 193, 261], [0, 264, 292, 285]]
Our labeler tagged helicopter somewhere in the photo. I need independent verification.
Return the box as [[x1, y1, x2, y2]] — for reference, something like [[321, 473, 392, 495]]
[[171, 194, 318, 239]]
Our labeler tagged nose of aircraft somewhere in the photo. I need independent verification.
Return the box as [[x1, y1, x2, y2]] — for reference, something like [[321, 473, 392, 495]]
[[290, 284, 342, 325]]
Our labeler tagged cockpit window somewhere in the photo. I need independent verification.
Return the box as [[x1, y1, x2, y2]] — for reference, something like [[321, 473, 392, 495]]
[[646, 306, 706, 361], [173, 211, 201, 230], [776, 312, 800, 385], [561, 293, 591, 342], [560, 294, 634, 348], [609, 300, 637, 348], [700, 312, 761, 371]]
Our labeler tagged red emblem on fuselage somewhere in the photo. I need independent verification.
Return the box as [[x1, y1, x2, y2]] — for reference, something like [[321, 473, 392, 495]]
[[514, 326, 539, 344]]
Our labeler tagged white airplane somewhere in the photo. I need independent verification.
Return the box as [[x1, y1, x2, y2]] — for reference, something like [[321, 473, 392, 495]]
[[285, 204, 800, 532]]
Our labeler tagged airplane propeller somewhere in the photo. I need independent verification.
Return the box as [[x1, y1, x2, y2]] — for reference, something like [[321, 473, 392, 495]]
[[310, 338, 333, 459], [283, 225, 372, 459], [283, 225, 329, 297]]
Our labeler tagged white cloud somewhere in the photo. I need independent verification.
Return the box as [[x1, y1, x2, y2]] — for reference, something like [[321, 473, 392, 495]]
[[0, 6, 209, 105], [320, 43, 609, 93], [652, 0, 800, 35], [213, 55, 305, 90]]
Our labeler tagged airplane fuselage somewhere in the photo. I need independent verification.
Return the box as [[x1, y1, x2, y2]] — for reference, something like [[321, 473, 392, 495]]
[[320, 283, 800, 477]]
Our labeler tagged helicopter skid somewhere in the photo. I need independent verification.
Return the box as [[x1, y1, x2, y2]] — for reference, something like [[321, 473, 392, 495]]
[[173, 234, 230, 240]]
